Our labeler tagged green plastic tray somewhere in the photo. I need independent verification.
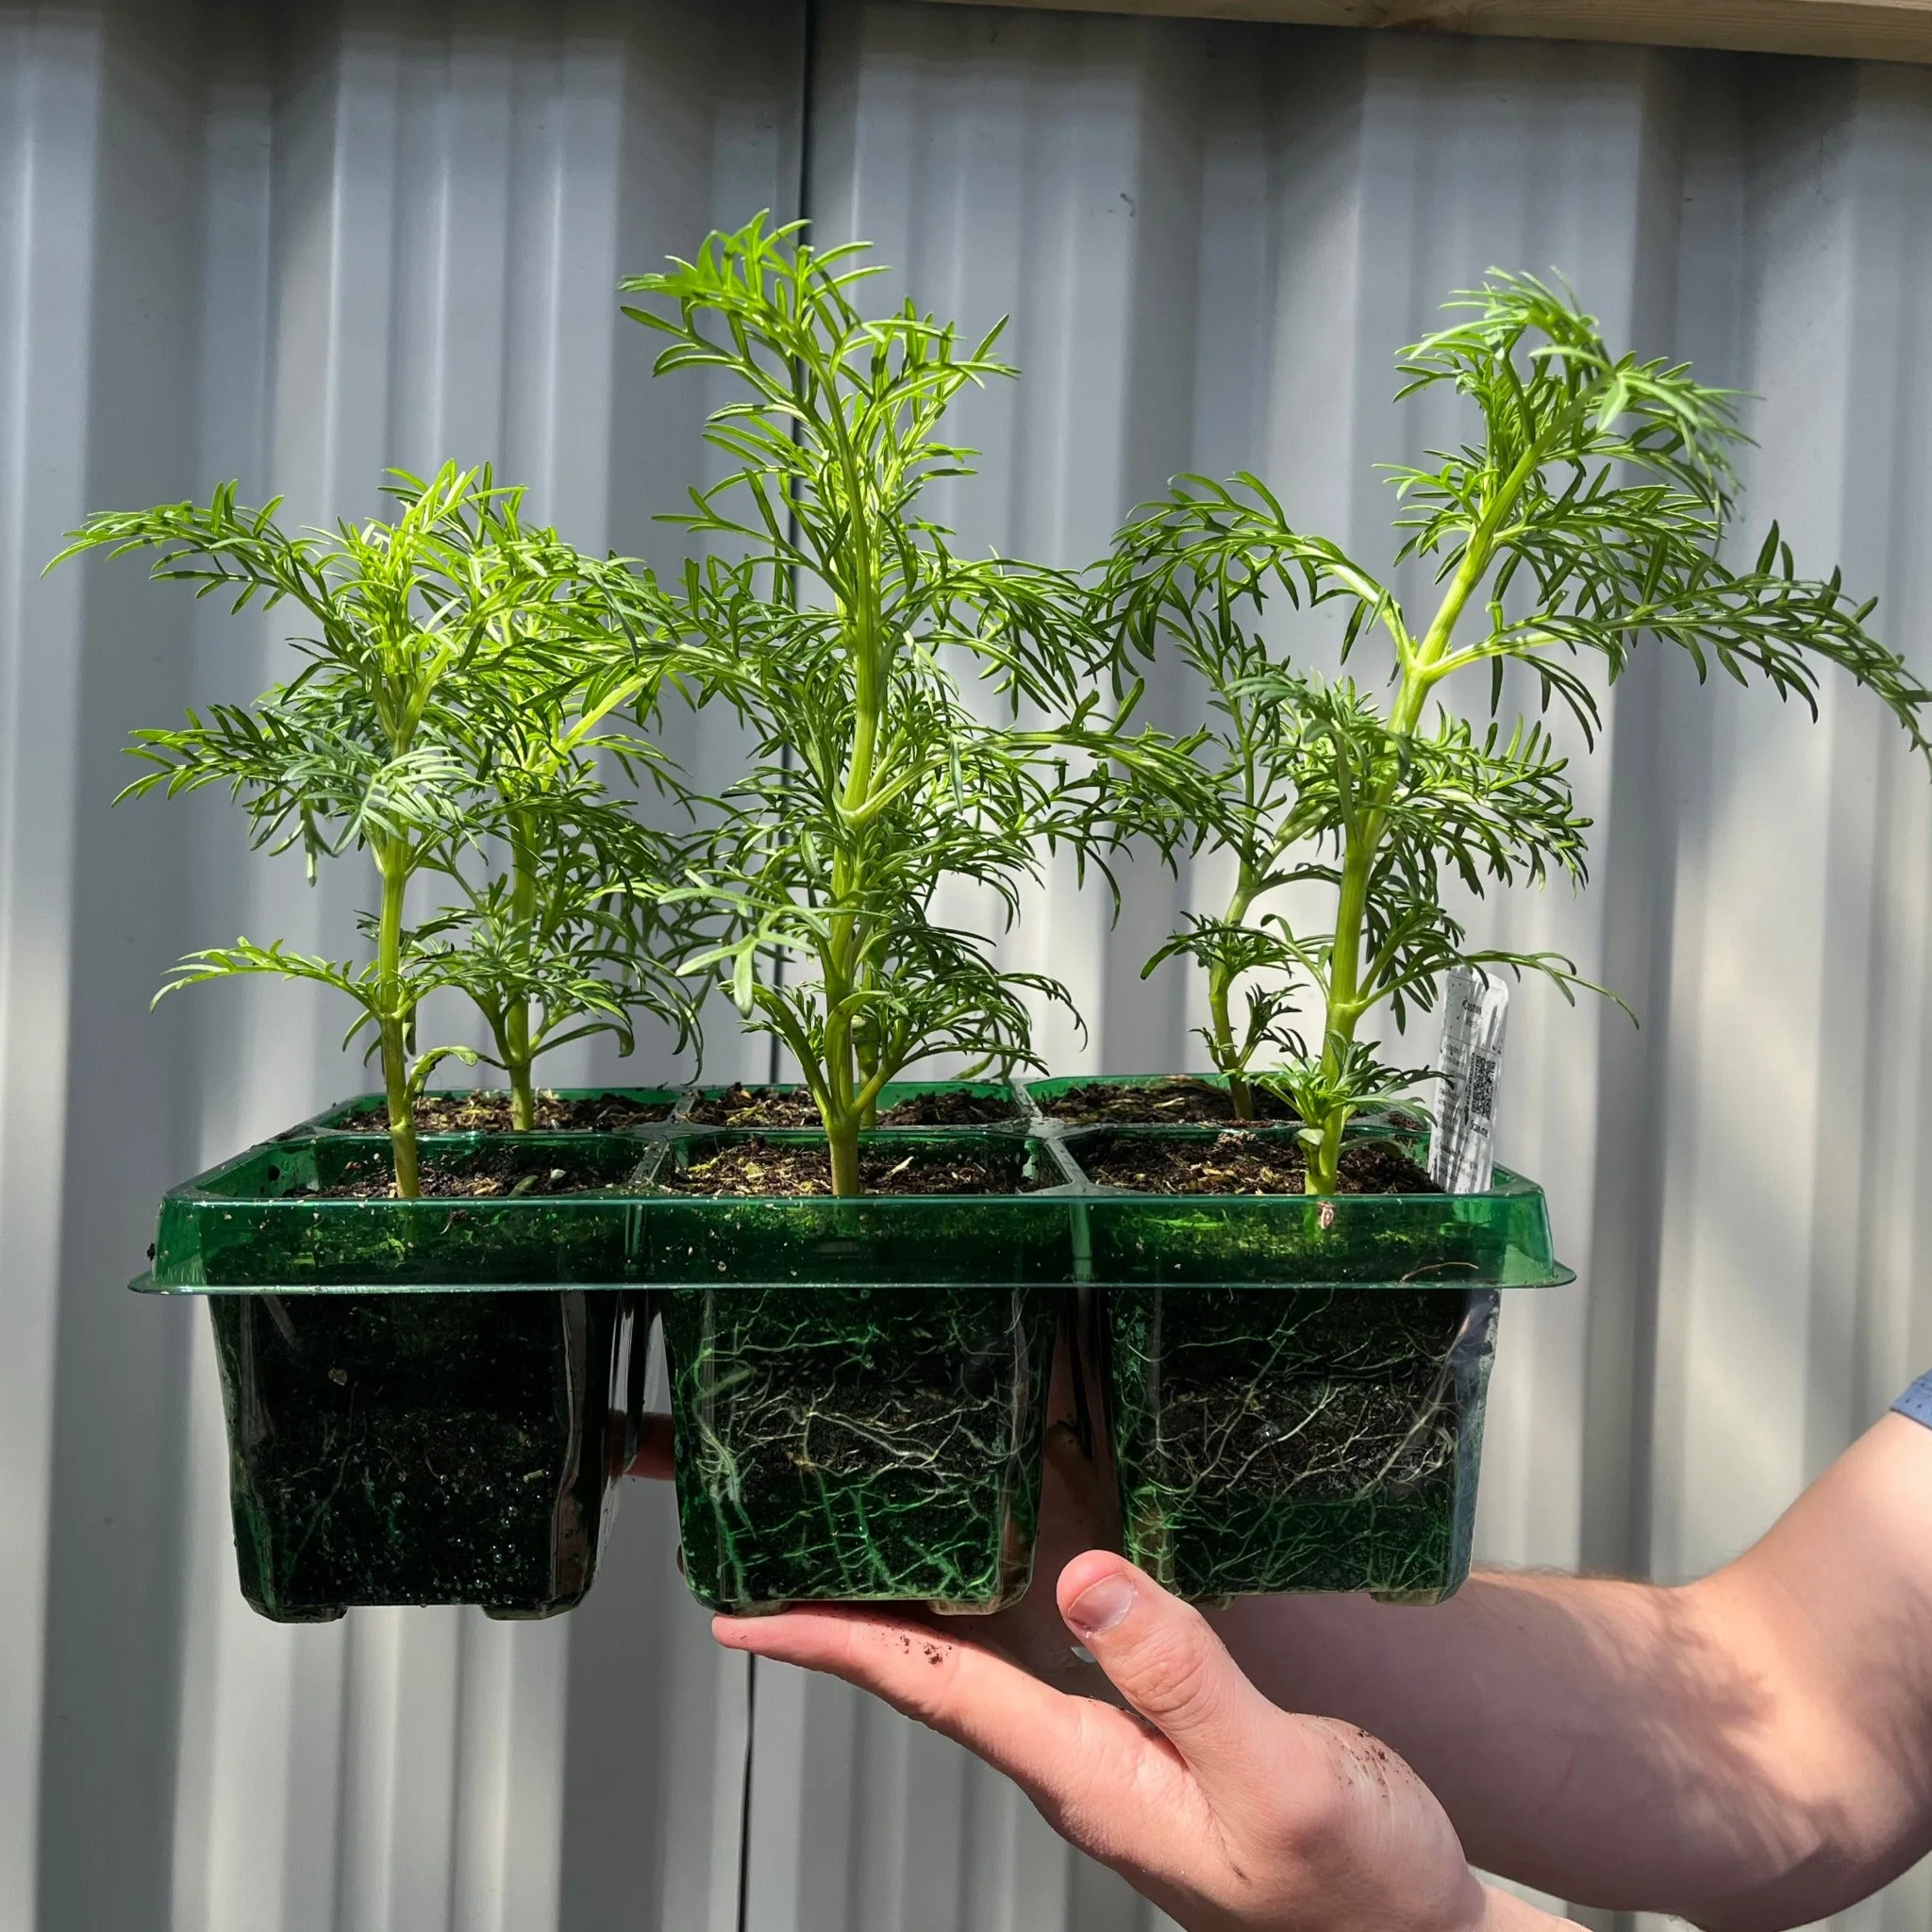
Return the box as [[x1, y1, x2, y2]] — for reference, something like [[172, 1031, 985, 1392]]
[[133, 1081, 1570, 1617]]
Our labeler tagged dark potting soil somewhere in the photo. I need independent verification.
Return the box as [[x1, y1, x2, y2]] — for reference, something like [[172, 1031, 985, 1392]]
[[660, 1136, 1034, 1197], [1107, 1281, 1484, 1598], [1144, 1355, 1460, 1498], [210, 1291, 616, 1616], [1040, 1077, 1295, 1125], [686, 1084, 822, 1126], [305, 1145, 608, 1199], [661, 1280, 1056, 1610], [1077, 1132, 1437, 1196], [686, 1084, 1018, 1127], [409, 1091, 673, 1132], [875, 1090, 1019, 1126]]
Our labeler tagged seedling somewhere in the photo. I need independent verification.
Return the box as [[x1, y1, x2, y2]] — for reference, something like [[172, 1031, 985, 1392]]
[[1112, 275, 1932, 1191], [422, 490, 702, 1128], [54, 464, 698, 1193], [623, 217, 1208, 1195]]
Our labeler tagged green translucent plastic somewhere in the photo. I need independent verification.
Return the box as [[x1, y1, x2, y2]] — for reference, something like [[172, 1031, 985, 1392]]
[[1052, 1116, 1564, 1604], [662, 1281, 1058, 1613], [135, 1082, 1568, 1618], [647, 1127, 1067, 1613], [1074, 1153, 1562, 1289], [638, 1130, 1074, 1291], [133, 1094, 668, 1623], [143, 1134, 651, 1291], [1103, 1282, 1500, 1603], [208, 1288, 641, 1620]]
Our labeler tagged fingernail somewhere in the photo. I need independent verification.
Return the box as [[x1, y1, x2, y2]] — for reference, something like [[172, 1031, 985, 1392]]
[[1066, 1573, 1136, 1639]]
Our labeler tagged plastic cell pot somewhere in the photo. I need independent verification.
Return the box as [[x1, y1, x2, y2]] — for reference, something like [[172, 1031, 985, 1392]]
[[1045, 1114, 1572, 1605], [207, 1287, 641, 1620], [1100, 1280, 1503, 1602], [640, 1119, 1073, 1615], [136, 1109, 660, 1622], [1024, 1070, 1296, 1126]]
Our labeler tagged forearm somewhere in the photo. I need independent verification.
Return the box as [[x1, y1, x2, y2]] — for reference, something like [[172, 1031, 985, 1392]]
[[1214, 1568, 1849, 1923]]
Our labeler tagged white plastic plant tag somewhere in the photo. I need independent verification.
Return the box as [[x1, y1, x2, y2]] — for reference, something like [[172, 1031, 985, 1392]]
[[1430, 964, 1508, 1194]]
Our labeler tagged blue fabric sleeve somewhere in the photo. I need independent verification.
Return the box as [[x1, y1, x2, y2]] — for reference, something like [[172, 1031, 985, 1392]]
[[1891, 1371, 1932, 1430]]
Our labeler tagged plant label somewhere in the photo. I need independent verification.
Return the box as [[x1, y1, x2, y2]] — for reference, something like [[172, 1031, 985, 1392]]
[[1431, 965, 1508, 1194]]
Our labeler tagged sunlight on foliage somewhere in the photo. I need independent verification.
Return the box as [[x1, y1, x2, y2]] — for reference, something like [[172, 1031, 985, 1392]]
[[1111, 273, 1932, 1191], [52, 463, 703, 1194], [623, 216, 1211, 1195]]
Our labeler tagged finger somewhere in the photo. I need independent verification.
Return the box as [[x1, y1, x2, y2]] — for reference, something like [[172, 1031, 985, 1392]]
[[1058, 1552, 1321, 1817], [625, 1413, 673, 1479], [713, 1606, 1196, 1857]]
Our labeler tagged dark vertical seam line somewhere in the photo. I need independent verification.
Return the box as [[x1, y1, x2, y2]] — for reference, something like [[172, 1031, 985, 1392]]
[[735, 1653, 759, 1932], [767, 0, 822, 1090], [796, 0, 822, 232], [741, 12, 820, 1932]]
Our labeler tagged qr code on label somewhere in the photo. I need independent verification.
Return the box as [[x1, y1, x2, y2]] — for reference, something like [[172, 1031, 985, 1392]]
[[1466, 1053, 1496, 1122]]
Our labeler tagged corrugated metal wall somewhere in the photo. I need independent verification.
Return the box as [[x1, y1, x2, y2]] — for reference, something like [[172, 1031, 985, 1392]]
[[5, 3, 1932, 1926]]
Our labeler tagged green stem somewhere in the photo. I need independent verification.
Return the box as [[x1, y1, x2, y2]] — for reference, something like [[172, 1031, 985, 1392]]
[[819, 546, 885, 1195], [1208, 862, 1260, 1123], [375, 846, 421, 1198], [1307, 847, 1370, 1195], [1207, 965, 1251, 1118], [505, 811, 538, 1131], [826, 1115, 861, 1197], [1306, 456, 1539, 1194], [505, 1012, 535, 1131]]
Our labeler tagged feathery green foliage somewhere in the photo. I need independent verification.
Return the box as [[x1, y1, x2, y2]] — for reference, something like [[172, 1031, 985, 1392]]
[[52, 463, 701, 1192], [1112, 273, 1932, 1191], [623, 216, 1210, 1195]]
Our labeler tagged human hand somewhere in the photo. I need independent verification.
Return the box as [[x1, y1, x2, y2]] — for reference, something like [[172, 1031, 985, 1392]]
[[713, 1551, 1571, 1931]]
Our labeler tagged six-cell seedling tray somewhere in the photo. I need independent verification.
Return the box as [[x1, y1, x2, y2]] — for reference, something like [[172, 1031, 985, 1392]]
[[134, 1077, 1569, 1620]]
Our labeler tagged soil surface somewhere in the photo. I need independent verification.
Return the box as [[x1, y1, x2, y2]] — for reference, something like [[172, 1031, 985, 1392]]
[[306, 1145, 608, 1199], [660, 1135, 1033, 1197], [687, 1084, 1018, 1127], [1076, 1132, 1436, 1196], [876, 1090, 1018, 1126], [1040, 1077, 1295, 1126], [406, 1091, 672, 1132], [686, 1084, 823, 1126]]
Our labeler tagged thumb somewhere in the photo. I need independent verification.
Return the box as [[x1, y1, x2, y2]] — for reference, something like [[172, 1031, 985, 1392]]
[[1058, 1552, 1295, 1801]]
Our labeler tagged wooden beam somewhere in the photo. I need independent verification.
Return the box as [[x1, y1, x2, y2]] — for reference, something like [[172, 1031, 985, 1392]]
[[919, 0, 1932, 65]]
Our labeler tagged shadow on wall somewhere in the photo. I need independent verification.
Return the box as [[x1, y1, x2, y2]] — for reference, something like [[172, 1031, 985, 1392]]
[[10, 1, 1932, 1928]]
